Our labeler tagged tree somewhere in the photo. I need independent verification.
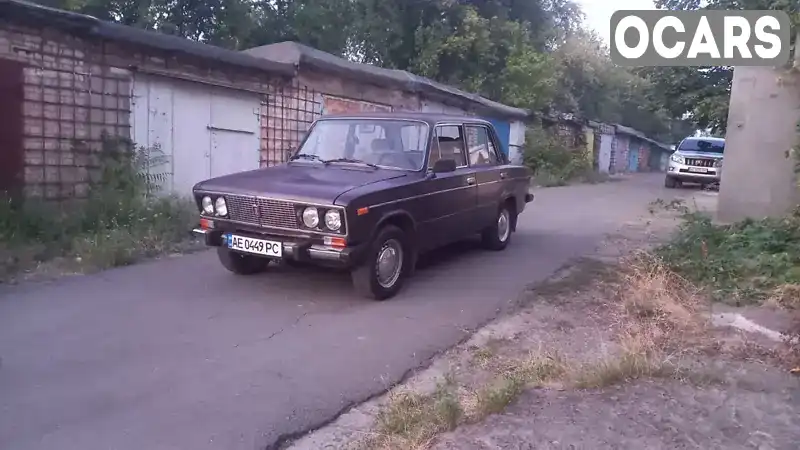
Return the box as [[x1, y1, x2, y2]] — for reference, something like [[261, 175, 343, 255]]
[[643, 0, 800, 134], [31, 0, 685, 139]]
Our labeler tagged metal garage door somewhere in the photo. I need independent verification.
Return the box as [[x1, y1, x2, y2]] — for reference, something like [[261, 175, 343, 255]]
[[131, 74, 261, 196]]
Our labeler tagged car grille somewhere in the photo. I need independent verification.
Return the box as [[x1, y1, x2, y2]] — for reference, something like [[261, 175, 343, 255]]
[[685, 158, 715, 167], [225, 194, 299, 230]]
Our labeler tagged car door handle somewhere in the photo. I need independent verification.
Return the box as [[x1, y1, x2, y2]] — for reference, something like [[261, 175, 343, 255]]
[[466, 176, 476, 185], [500, 172, 507, 179]]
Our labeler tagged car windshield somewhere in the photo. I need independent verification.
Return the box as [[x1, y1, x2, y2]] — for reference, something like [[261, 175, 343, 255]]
[[679, 139, 724, 154], [293, 119, 429, 171]]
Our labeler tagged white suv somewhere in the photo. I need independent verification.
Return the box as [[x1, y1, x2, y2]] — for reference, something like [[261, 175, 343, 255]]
[[665, 136, 724, 189]]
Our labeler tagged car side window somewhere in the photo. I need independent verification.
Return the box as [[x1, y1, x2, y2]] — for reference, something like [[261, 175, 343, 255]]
[[465, 126, 499, 166], [429, 125, 467, 169]]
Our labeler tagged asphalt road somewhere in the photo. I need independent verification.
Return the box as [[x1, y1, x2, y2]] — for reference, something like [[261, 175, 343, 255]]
[[0, 174, 682, 450]]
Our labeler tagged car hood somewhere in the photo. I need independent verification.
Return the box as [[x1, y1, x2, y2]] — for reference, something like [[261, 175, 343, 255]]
[[193, 163, 408, 205], [675, 151, 723, 159]]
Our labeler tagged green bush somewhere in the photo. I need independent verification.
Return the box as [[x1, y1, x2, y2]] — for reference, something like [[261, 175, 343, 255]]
[[656, 209, 800, 306], [0, 136, 199, 279], [522, 124, 594, 187]]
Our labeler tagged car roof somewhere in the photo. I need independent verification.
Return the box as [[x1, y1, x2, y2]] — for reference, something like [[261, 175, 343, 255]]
[[316, 112, 494, 126], [682, 136, 725, 142]]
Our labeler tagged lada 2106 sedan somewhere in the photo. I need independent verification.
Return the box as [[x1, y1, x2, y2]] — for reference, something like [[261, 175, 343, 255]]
[[192, 113, 534, 300]]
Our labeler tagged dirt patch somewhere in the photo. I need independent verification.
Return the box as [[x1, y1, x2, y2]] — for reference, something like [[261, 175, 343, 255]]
[[287, 192, 800, 450], [433, 366, 799, 450]]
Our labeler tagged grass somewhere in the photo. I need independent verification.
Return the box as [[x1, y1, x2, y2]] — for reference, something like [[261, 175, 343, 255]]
[[359, 253, 713, 449], [533, 168, 613, 187], [655, 207, 800, 307], [473, 350, 567, 417], [366, 378, 462, 449], [361, 206, 800, 448], [0, 138, 200, 281]]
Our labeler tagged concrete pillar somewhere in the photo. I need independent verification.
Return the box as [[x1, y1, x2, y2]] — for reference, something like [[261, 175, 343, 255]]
[[718, 66, 800, 222]]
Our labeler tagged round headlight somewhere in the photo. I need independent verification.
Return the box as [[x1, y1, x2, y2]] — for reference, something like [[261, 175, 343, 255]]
[[201, 196, 214, 215], [215, 197, 228, 216], [324, 209, 342, 231], [302, 207, 319, 228]]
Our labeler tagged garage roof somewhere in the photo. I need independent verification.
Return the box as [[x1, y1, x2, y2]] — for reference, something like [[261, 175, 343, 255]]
[[0, 0, 296, 77], [243, 41, 529, 120]]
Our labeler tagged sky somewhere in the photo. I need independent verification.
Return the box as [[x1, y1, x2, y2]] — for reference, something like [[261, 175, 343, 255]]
[[574, 0, 658, 44]]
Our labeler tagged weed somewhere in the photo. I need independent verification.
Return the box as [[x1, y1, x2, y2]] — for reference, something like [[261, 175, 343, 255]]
[[469, 346, 495, 368], [571, 252, 709, 390], [474, 350, 567, 418], [656, 208, 800, 306], [474, 375, 526, 416], [369, 378, 462, 449], [0, 136, 199, 280], [523, 123, 594, 187], [572, 350, 658, 389]]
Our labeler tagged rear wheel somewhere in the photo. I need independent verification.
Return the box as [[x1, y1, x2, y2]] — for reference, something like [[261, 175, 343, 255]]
[[481, 203, 513, 251], [217, 248, 271, 275], [351, 225, 410, 300]]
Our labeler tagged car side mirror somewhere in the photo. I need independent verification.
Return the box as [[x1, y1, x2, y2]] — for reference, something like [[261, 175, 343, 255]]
[[432, 158, 457, 173]]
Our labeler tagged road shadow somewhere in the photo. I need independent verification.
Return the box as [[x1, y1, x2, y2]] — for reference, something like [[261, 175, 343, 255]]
[[273, 237, 484, 277]]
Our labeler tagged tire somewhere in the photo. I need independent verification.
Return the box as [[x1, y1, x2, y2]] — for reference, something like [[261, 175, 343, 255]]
[[664, 176, 679, 189], [217, 248, 270, 275], [481, 203, 513, 251], [350, 225, 410, 301]]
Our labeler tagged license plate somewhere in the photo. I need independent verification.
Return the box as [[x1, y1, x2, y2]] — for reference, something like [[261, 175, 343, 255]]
[[225, 234, 282, 257], [688, 167, 708, 173]]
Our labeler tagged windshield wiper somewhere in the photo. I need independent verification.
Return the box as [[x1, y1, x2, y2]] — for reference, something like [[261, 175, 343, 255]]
[[290, 153, 324, 162], [323, 157, 379, 169]]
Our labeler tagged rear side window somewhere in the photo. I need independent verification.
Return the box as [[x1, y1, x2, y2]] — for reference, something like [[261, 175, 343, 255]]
[[430, 125, 468, 168], [679, 139, 724, 153], [465, 126, 500, 166]]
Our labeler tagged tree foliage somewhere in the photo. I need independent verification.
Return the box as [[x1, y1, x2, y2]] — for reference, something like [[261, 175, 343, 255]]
[[641, 0, 800, 135], [33, 0, 695, 142]]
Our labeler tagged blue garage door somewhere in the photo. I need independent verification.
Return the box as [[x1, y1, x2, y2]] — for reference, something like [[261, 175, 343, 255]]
[[485, 118, 510, 158], [627, 140, 639, 172]]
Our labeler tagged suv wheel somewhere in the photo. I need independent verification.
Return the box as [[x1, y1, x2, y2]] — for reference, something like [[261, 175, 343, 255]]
[[481, 204, 513, 251], [664, 176, 680, 189], [351, 225, 409, 300], [217, 248, 271, 275]]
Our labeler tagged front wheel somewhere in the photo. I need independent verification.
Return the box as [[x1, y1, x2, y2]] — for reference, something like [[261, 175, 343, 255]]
[[217, 248, 271, 275], [481, 204, 513, 251], [664, 176, 680, 189], [351, 225, 410, 300]]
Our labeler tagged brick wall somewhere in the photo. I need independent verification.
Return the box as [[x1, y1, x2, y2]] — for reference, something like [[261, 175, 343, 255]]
[[260, 82, 322, 167], [0, 21, 130, 198], [0, 19, 289, 199], [638, 143, 651, 171]]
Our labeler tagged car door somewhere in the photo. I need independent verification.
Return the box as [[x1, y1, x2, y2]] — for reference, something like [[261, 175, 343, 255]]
[[466, 124, 506, 228], [415, 124, 479, 251]]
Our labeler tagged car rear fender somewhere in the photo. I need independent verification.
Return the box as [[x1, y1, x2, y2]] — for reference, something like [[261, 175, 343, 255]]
[[501, 194, 519, 231]]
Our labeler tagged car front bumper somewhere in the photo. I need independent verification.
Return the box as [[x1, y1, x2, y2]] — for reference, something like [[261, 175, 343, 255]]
[[193, 227, 367, 268], [666, 160, 721, 182]]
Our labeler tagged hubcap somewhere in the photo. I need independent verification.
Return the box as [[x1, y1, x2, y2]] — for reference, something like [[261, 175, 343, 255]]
[[497, 209, 510, 242], [376, 239, 403, 289]]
